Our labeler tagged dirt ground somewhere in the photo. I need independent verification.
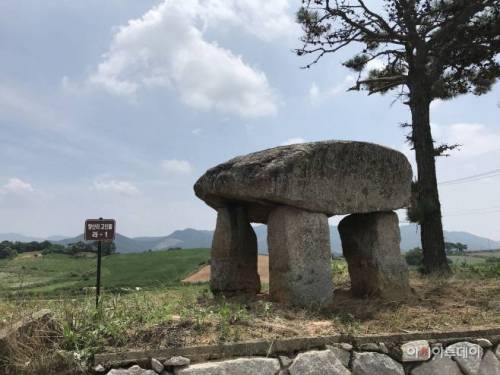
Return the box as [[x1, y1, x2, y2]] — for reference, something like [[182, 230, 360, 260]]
[[183, 255, 270, 283]]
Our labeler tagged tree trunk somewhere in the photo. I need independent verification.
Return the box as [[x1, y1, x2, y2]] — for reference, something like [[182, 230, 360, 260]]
[[410, 87, 451, 274]]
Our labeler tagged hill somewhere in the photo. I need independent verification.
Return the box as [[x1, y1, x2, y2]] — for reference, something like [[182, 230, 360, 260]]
[[2, 225, 499, 253]]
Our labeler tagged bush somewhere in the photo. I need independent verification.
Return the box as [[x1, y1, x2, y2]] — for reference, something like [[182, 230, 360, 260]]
[[0, 246, 17, 259], [405, 247, 423, 266]]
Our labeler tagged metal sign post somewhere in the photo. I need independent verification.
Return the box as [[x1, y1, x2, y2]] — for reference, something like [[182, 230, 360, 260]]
[[84, 218, 116, 308], [96, 239, 102, 308]]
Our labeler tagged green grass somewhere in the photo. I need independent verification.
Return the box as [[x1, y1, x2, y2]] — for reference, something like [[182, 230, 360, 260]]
[[0, 249, 210, 296]]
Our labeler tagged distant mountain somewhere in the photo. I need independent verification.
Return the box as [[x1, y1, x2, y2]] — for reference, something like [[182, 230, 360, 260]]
[[257, 224, 500, 254], [54, 233, 146, 253], [51, 228, 214, 253], [0, 233, 44, 242], [4, 225, 500, 254]]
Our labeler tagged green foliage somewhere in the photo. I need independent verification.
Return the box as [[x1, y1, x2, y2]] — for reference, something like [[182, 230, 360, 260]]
[[405, 247, 424, 267], [0, 244, 17, 259], [343, 54, 370, 72], [0, 249, 211, 296], [453, 261, 500, 278], [297, 0, 499, 99], [445, 242, 468, 255]]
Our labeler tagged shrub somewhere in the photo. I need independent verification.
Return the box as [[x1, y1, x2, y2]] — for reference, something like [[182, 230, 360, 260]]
[[405, 247, 423, 266]]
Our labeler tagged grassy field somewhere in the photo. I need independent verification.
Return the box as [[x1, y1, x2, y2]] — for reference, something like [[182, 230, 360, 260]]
[[1, 249, 500, 374], [0, 249, 210, 296]]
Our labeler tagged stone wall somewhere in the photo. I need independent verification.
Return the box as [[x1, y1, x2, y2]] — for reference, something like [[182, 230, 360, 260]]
[[98, 330, 500, 375]]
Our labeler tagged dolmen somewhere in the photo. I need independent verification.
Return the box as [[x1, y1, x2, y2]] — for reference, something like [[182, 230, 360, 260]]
[[194, 140, 412, 308]]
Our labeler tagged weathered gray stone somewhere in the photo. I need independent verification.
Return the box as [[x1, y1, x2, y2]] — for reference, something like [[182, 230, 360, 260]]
[[151, 358, 164, 373], [351, 352, 404, 375], [107, 370, 130, 375], [340, 343, 353, 351], [479, 350, 500, 375], [338, 212, 410, 299], [495, 344, 500, 360], [410, 357, 462, 375], [93, 364, 106, 373], [289, 350, 351, 375], [401, 340, 431, 362], [175, 358, 280, 375], [210, 205, 260, 296], [475, 338, 493, 348], [445, 342, 483, 375], [279, 355, 293, 368], [327, 346, 351, 368], [164, 356, 191, 367], [194, 141, 412, 222], [107, 366, 157, 375], [358, 343, 380, 352], [379, 342, 389, 354], [267, 206, 334, 308]]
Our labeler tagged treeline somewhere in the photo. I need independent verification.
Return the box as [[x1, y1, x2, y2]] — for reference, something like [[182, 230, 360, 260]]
[[0, 240, 116, 259]]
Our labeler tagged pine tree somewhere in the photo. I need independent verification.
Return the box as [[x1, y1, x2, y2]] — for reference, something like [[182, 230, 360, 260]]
[[297, 0, 499, 273]]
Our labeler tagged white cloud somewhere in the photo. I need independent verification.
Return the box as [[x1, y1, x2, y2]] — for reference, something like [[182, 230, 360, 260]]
[[192, 128, 202, 136], [282, 137, 306, 145], [309, 75, 356, 105], [161, 159, 193, 175], [92, 179, 140, 196], [433, 123, 500, 158], [89, 0, 287, 118], [2, 178, 34, 193]]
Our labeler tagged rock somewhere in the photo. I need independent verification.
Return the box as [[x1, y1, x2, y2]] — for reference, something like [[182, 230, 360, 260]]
[[107, 370, 130, 375], [209, 205, 260, 296], [93, 364, 106, 373], [289, 350, 351, 375], [338, 212, 410, 299], [495, 344, 500, 359], [107, 366, 157, 375], [378, 343, 389, 354], [164, 356, 191, 367], [445, 341, 483, 375], [160, 371, 173, 375], [194, 140, 412, 222], [340, 343, 353, 351], [268, 206, 334, 308], [475, 339, 493, 348], [479, 350, 500, 375], [176, 358, 280, 375], [411, 357, 462, 375], [279, 355, 293, 368], [358, 343, 380, 352], [327, 345, 351, 368], [128, 365, 157, 375], [351, 352, 404, 375], [401, 340, 431, 362], [151, 358, 164, 373]]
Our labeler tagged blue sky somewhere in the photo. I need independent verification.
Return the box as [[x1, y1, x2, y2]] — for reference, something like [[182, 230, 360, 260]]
[[1, 0, 499, 241]]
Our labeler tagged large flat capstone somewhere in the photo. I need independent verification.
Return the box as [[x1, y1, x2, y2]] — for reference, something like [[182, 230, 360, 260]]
[[194, 141, 412, 222]]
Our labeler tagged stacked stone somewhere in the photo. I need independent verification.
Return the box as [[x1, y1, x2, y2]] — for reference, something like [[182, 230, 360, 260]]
[[194, 140, 413, 307], [101, 340, 500, 374]]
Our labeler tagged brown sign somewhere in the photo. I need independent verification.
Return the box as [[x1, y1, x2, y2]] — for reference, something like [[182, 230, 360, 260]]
[[84, 219, 116, 241]]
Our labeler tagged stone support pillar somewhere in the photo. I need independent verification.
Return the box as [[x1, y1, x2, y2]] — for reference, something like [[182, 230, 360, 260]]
[[210, 205, 260, 296], [267, 205, 334, 308], [338, 211, 410, 299]]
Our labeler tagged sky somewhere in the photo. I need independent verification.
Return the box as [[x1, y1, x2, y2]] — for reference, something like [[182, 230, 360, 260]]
[[0, 0, 499, 240]]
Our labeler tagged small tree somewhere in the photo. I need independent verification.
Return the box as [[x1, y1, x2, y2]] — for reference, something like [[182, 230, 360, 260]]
[[0, 245, 17, 259], [297, 0, 499, 274]]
